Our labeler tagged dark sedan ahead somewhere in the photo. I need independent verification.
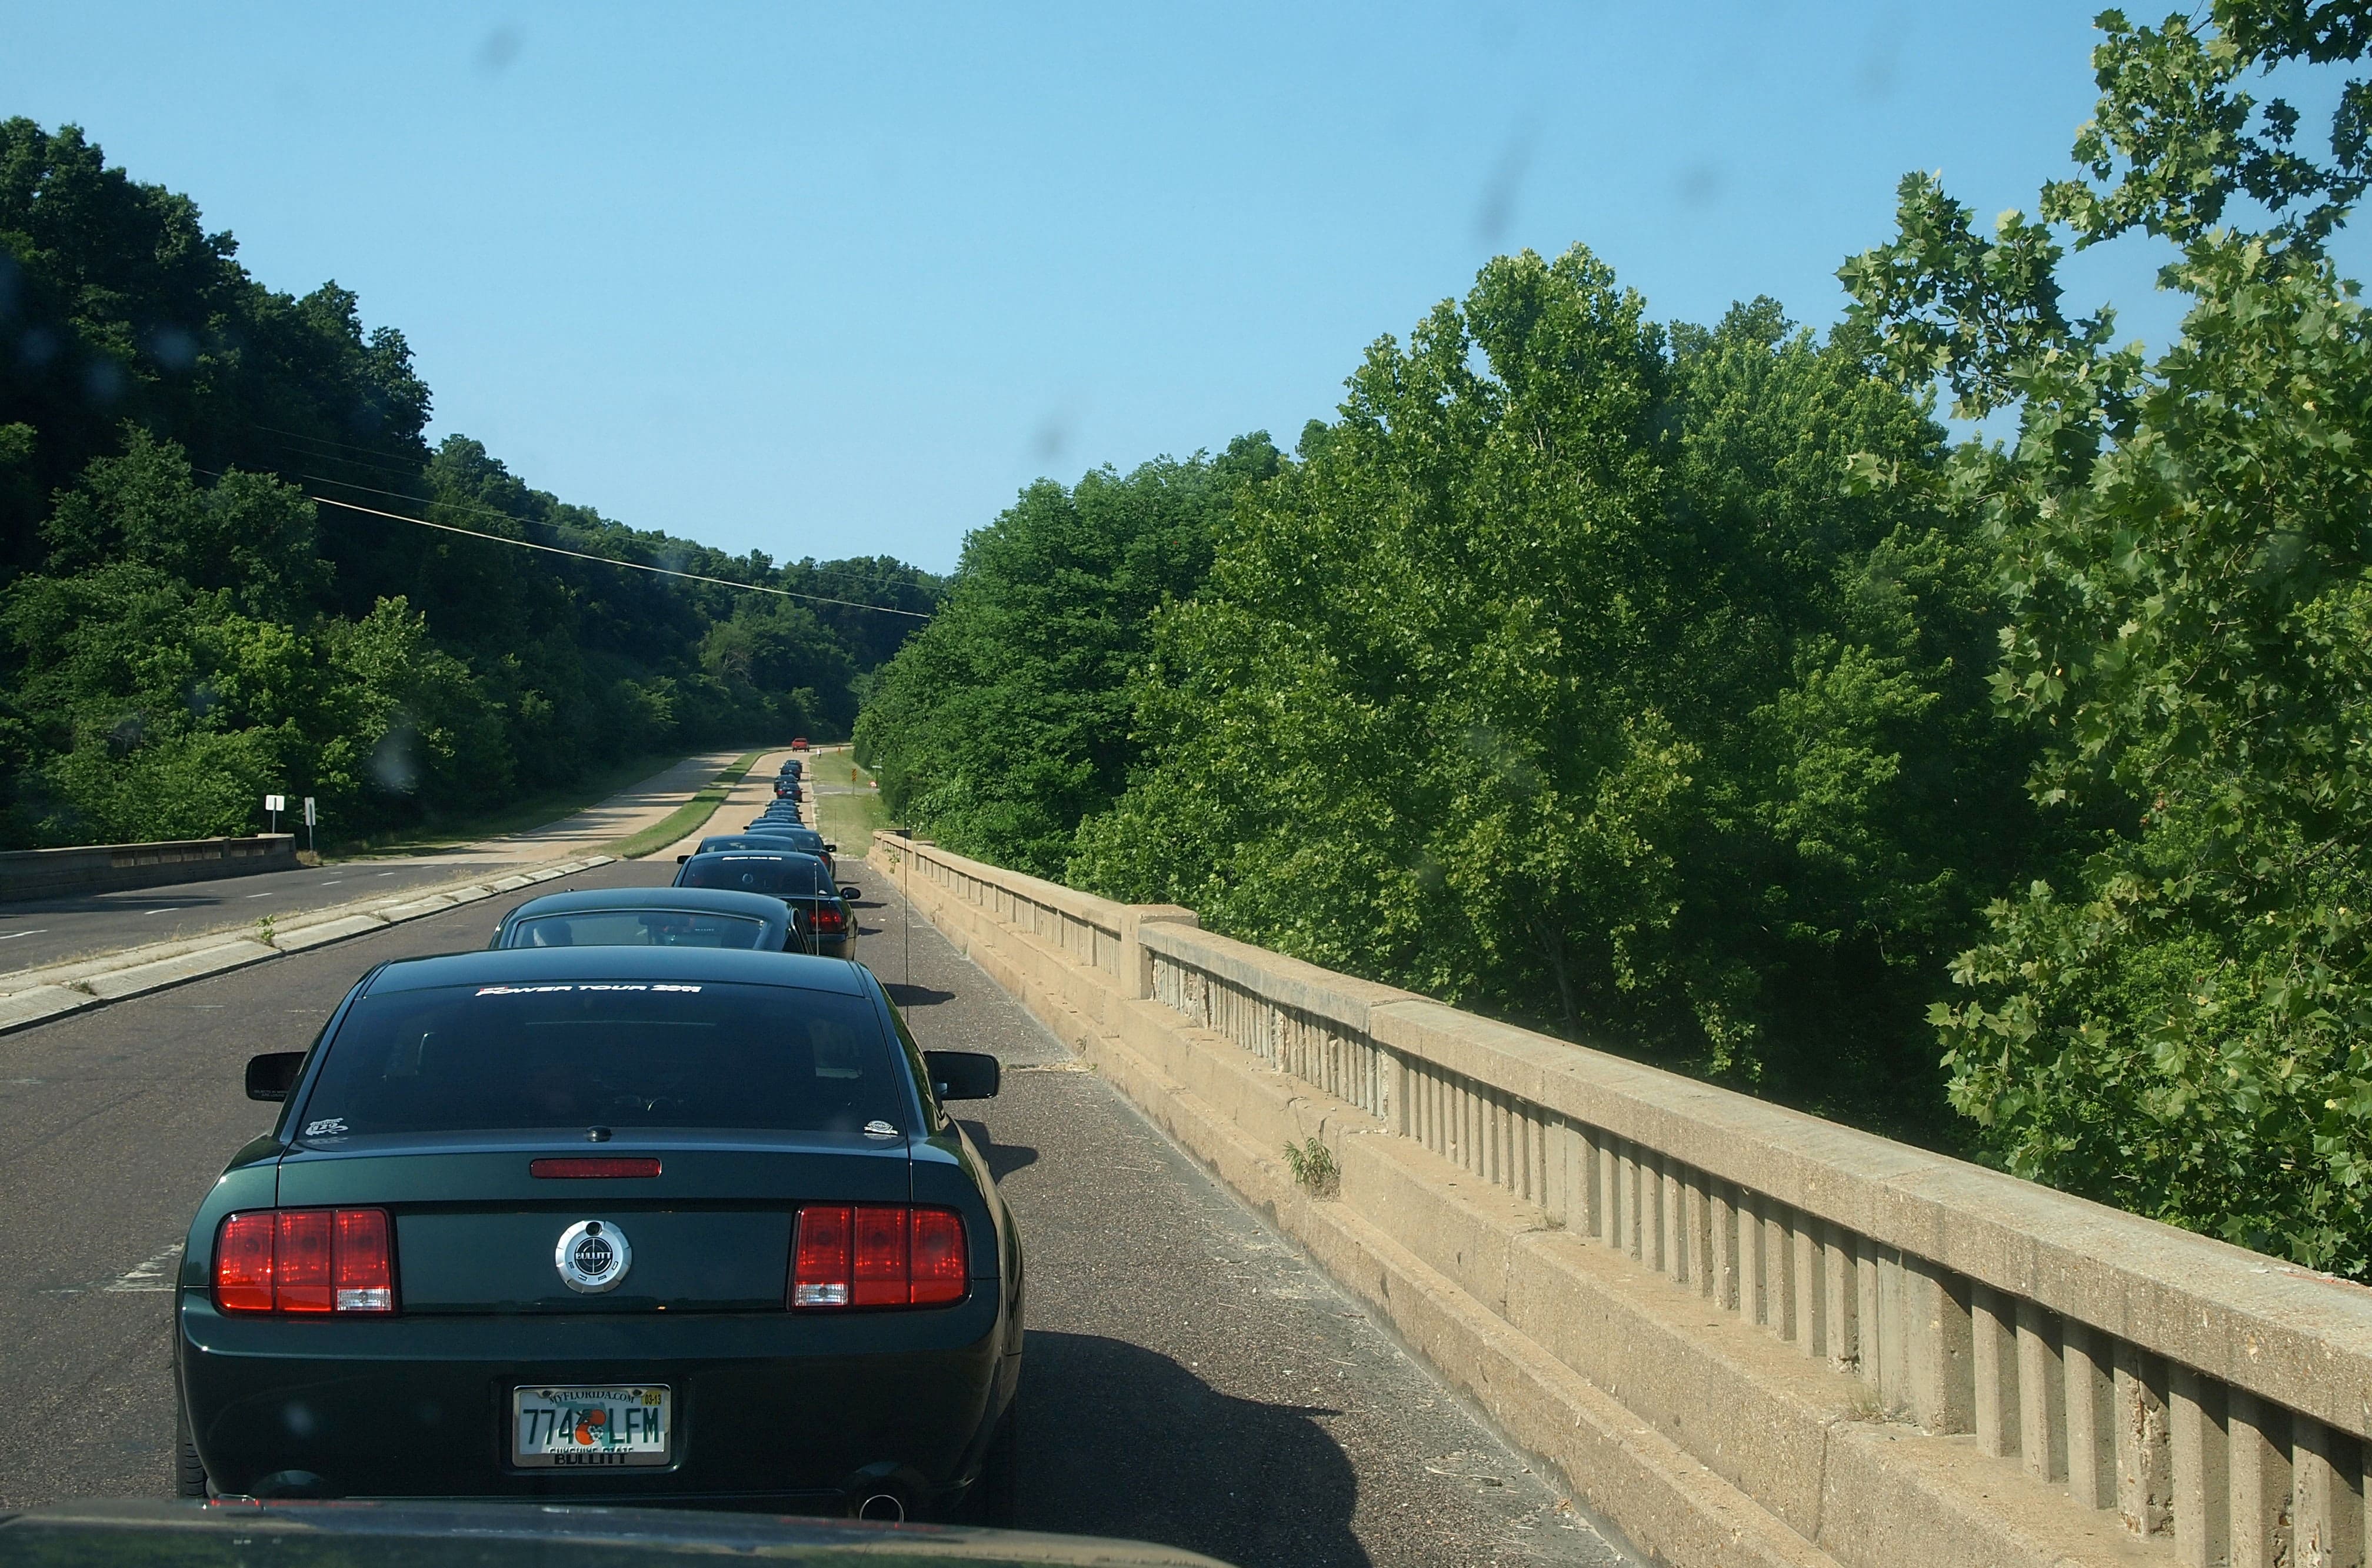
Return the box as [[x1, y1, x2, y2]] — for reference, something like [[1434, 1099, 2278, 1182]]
[[176, 946, 1018, 1522], [737, 819, 834, 866], [488, 888, 795, 953], [676, 850, 857, 958]]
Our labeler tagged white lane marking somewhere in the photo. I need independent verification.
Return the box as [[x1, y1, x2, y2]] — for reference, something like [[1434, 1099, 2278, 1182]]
[[318, 879, 342, 886], [104, 1242, 185, 1293], [0, 929, 45, 940], [144, 908, 173, 915], [245, 891, 275, 899], [375, 872, 395, 878]]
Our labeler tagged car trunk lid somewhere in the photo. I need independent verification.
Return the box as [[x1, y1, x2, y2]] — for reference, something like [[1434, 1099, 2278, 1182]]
[[272, 1129, 910, 1314]]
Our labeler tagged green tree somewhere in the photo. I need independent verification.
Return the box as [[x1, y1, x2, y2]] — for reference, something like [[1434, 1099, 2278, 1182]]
[[1843, 2, 2372, 1270], [858, 437, 1278, 877], [1075, 251, 2032, 1135]]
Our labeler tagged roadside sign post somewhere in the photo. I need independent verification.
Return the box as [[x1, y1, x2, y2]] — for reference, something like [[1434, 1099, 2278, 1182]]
[[264, 793, 285, 835], [303, 796, 317, 855]]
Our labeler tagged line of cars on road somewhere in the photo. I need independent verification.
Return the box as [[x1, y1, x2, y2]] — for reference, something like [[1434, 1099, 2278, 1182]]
[[159, 747, 1065, 1545]]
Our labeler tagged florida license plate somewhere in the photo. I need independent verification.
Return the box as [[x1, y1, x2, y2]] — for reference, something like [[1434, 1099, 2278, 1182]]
[[512, 1384, 671, 1467]]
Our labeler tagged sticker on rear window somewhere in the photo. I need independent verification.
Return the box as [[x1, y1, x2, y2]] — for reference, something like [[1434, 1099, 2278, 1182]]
[[474, 983, 702, 997], [305, 1117, 348, 1136]]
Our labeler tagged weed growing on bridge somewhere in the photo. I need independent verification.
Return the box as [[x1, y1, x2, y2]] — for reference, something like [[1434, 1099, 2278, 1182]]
[[1283, 1136, 1338, 1199]]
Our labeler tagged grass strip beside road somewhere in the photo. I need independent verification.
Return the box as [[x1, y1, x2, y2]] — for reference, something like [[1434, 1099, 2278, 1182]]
[[603, 750, 764, 859], [325, 749, 687, 857], [814, 745, 891, 853]]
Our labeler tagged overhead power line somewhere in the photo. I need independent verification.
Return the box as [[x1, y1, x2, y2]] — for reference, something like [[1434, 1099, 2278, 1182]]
[[303, 493, 931, 619], [288, 467, 929, 601], [239, 428, 935, 600]]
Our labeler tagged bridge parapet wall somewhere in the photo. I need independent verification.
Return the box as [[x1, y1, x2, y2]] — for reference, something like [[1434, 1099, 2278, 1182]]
[[872, 831, 2372, 1568]]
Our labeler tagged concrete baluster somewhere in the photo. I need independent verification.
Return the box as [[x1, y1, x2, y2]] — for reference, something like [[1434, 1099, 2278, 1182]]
[[2114, 1343, 2174, 1540], [1792, 1218, 1821, 1356], [1663, 1159, 1689, 1286], [1578, 1125, 1604, 1241], [2065, 1324, 2116, 1510], [1710, 1183, 1740, 1312], [1641, 1153, 1665, 1273], [2171, 1366, 2229, 1568], [1617, 1143, 1641, 1259], [1525, 1107, 1545, 1206], [1903, 1256, 1971, 1435], [2293, 1416, 2363, 1568], [1858, 1239, 1885, 1392], [1765, 1202, 1794, 1339], [1736, 1190, 1774, 1328], [1824, 1223, 1859, 1374], [1973, 1285, 2019, 1459], [2015, 1300, 2065, 1482], [2227, 1390, 2291, 1568]]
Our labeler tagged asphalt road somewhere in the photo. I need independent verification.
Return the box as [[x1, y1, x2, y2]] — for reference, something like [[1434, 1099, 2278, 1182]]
[[0, 850, 1624, 1567], [0, 750, 742, 979], [0, 859, 525, 976]]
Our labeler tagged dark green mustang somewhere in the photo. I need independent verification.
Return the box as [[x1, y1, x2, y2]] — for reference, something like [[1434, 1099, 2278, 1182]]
[[174, 946, 1017, 1523]]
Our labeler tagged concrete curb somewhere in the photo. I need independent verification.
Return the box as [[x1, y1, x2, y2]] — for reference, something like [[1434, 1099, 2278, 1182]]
[[0, 855, 614, 1033]]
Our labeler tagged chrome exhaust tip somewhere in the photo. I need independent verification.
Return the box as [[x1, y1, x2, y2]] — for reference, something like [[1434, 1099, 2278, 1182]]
[[856, 1492, 905, 1523]]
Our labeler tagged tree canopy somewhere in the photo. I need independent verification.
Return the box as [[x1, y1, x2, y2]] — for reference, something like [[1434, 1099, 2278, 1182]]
[[857, 3, 2372, 1273], [1068, 258, 2038, 1138], [855, 436, 1278, 879], [0, 119, 941, 848], [1843, 0, 2372, 1273]]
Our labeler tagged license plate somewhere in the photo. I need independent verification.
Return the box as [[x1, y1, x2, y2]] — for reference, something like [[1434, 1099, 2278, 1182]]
[[512, 1385, 672, 1468]]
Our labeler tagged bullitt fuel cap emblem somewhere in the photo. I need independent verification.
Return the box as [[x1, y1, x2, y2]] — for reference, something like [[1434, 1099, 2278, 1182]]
[[555, 1220, 631, 1293]]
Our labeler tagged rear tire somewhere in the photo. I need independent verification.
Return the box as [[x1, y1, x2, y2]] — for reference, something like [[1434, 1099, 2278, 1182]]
[[975, 1392, 1018, 1528], [174, 1377, 209, 1499]]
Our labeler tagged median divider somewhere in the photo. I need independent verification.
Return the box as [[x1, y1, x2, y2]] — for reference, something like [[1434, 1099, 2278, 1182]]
[[0, 854, 614, 1035], [871, 831, 2372, 1568]]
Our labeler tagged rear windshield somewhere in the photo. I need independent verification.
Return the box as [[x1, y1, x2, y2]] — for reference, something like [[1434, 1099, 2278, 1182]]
[[502, 909, 771, 950], [301, 981, 902, 1136], [682, 855, 829, 896]]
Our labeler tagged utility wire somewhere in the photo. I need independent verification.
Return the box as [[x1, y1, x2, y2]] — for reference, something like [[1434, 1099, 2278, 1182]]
[[303, 492, 931, 619], [244, 433, 937, 601], [292, 468, 931, 602]]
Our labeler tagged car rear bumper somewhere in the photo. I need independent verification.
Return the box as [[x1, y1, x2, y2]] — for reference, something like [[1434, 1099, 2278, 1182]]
[[177, 1293, 1015, 1514]]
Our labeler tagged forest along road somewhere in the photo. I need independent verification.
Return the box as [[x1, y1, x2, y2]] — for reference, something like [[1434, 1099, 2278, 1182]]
[[0, 843, 1624, 1568], [0, 750, 742, 976]]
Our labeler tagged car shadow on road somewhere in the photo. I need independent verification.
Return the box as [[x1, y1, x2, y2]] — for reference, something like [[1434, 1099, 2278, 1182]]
[[955, 1120, 1038, 1182], [1020, 1330, 1369, 1568], [884, 982, 956, 1009]]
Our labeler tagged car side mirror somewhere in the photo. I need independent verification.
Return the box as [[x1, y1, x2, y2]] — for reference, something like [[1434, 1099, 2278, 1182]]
[[246, 1051, 306, 1102], [825, 842, 838, 853], [839, 885, 861, 900], [924, 1049, 1000, 1101], [675, 853, 689, 863]]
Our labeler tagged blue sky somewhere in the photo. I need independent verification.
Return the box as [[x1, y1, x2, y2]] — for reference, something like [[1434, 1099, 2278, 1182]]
[[0, 4, 2264, 573]]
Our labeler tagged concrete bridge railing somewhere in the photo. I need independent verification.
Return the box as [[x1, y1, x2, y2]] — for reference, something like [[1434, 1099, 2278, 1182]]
[[874, 832, 2372, 1568], [0, 833, 299, 903]]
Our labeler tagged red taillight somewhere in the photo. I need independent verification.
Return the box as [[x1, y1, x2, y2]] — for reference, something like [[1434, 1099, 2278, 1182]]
[[910, 1209, 967, 1305], [332, 1208, 394, 1312], [529, 1157, 662, 1179], [276, 1210, 334, 1312], [793, 1205, 852, 1307], [214, 1209, 395, 1315], [215, 1212, 275, 1313], [851, 1205, 907, 1306], [789, 1205, 965, 1309], [812, 905, 848, 936]]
